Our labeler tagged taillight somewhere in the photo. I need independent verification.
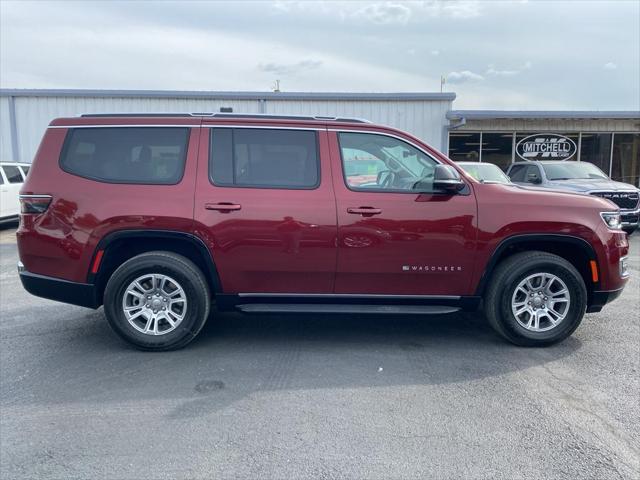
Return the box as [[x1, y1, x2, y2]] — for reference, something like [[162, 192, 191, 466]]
[[19, 194, 52, 214]]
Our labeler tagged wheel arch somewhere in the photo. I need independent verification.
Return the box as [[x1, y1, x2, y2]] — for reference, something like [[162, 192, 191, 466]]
[[476, 234, 600, 302], [88, 230, 222, 306]]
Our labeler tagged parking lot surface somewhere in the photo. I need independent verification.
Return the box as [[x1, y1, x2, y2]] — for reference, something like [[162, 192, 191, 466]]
[[1, 225, 639, 479]]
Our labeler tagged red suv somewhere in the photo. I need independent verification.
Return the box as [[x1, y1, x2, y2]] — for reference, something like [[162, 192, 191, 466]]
[[17, 113, 630, 350]]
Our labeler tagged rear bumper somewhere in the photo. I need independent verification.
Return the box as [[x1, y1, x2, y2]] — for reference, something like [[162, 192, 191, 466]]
[[18, 263, 99, 309], [587, 287, 625, 313], [0, 214, 19, 223]]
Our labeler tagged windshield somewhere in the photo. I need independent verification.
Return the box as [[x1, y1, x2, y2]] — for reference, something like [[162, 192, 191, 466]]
[[542, 162, 608, 180], [460, 163, 511, 184]]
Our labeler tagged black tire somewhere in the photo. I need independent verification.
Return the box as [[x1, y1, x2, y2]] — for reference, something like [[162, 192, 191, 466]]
[[485, 251, 587, 347], [104, 251, 210, 351]]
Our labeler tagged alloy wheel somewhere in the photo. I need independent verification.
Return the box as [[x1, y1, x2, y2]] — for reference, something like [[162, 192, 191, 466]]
[[122, 273, 188, 335], [511, 272, 571, 332]]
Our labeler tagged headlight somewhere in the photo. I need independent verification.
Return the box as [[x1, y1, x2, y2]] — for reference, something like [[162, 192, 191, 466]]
[[601, 212, 622, 230]]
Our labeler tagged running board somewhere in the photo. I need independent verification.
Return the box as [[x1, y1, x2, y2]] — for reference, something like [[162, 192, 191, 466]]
[[235, 304, 460, 315]]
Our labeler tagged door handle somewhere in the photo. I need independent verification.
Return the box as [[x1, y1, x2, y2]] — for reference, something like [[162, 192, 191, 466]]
[[347, 207, 382, 216], [205, 202, 242, 212]]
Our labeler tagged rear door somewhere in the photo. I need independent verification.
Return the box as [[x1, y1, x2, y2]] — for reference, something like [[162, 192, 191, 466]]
[[329, 130, 478, 296], [0, 165, 24, 218], [193, 124, 337, 294]]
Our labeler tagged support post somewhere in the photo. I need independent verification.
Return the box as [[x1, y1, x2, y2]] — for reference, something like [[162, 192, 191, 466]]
[[8, 95, 20, 163]]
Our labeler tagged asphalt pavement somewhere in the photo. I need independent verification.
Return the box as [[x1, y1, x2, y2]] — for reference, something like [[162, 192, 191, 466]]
[[1, 224, 638, 479]]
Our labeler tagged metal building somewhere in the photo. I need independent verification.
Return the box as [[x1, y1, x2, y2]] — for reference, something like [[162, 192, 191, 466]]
[[447, 110, 640, 186], [0, 89, 455, 164], [2, 88, 638, 186]]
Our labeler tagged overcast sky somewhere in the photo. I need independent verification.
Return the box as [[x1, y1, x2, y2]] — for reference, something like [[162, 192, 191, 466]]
[[1, 0, 638, 109]]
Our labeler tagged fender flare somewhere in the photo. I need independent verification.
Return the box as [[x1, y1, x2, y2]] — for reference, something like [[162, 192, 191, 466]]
[[475, 233, 599, 297], [88, 229, 223, 293]]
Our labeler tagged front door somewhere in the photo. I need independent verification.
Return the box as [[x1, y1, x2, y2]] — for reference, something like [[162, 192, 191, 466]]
[[329, 130, 478, 296], [193, 125, 337, 294]]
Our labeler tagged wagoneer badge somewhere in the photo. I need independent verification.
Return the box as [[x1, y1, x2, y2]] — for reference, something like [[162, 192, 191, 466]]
[[403, 265, 463, 272], [516, 134, 577, 161]]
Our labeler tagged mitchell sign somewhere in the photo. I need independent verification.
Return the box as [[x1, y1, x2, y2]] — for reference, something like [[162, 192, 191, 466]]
[[516, 133, 577, 161]]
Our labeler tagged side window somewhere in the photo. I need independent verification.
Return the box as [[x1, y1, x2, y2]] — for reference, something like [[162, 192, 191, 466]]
[[19, 166, 30, 177], [210, 128, 319, 189], [338, 132, 438, 192], [60, 127, 189, 184], [509, 164, 541, 183], [523, 165, 542, 184], [2, 166, 24, 184], [508, 165, 527, 182]]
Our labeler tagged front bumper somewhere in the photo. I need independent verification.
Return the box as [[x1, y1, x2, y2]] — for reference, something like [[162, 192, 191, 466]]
[[587, 287, 625, 313], [18, 262, 99, 309]]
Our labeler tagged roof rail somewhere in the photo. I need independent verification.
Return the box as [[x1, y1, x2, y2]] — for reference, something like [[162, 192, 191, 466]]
[[80, 112, 372, 123]]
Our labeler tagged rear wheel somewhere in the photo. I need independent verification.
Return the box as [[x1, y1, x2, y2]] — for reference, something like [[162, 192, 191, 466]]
[[104, 251, 210, 351], [485, 251, 587, 346]]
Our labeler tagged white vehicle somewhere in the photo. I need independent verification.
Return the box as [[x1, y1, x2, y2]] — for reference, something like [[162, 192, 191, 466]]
[[1, 162, 31, 223]]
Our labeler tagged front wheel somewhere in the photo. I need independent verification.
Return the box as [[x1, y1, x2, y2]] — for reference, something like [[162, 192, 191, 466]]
[[485, 251, 587, 347], [104, 251, 211, 351]]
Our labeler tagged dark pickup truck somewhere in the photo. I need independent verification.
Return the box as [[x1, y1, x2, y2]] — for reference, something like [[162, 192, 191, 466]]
[[507, 161, 640, 234]]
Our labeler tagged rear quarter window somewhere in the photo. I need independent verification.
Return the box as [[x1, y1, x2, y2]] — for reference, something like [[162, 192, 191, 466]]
[[60, 127, 190, 184]]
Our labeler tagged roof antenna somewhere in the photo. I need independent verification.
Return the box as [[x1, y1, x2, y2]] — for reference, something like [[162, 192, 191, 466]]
[[440, 75, 446, 93], [272, 79, 281, 92]]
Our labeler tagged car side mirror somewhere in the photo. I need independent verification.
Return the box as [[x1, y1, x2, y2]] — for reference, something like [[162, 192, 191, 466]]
[[527, 173, 542, 184], [433, 164, 465, 193]]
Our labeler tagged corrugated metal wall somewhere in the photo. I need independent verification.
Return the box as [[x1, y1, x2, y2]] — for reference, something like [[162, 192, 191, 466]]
[[265, 100, 452, 153], [0, 96, 11, 161], [0, 92, 453, 163], [7, 96, 262, 163]]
